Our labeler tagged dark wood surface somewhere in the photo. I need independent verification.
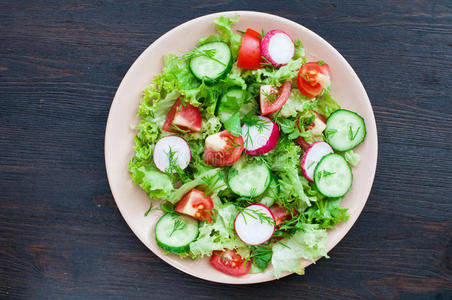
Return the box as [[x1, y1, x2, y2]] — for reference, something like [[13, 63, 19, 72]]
[[1, 1, 451, 299]]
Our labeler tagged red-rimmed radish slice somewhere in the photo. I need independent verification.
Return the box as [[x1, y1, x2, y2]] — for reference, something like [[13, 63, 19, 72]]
[[153, 136, 191, 173], [261, 30, 294, 67], [242, 116, 279, 156], [260, 81, 291, 115], [234, 203, 275, 245], [300, 141, 333, 182]]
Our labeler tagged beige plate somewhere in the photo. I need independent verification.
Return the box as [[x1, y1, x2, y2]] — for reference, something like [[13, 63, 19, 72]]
[[105, 11, 378, 284]]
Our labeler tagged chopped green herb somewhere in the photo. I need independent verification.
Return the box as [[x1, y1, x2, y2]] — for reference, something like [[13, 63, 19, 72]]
[[318, 60, 326, 66], [182, 48, 226, 66], [201, 172, 225, 196], [169, 217, 186, 236], [238, 206, 275, 226], [325, 128, 337, 139], [307, 160, 317, 170], [349, 125, 360, 141], [170, 124, 190, 134], [260, 56, 273, 67]]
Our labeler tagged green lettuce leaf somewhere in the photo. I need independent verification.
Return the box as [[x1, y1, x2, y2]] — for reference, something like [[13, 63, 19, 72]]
[[243, 58, 304, 86], [315, 90, 341, 118], [304, 198, 349, 229], [277, 89, 314, 118], [168, 168, 221, 204], [293, 39, 306, 60], [264, 138, 316, 210], [271, 224, 329, 278], [189, 203, 247, 257], [129, 163, 174, 201]]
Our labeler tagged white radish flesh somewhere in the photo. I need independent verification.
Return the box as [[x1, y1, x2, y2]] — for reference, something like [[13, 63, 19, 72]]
[[261, 30, 295, 67], [153, 136, 191, 173], [301, 141, 333, 182], [234, 203, 275, 245], [242, 116, 279, 156]]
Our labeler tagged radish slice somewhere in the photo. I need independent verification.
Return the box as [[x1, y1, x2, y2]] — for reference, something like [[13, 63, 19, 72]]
[[242, 116, 279, 156], [234, 203, 275, 246], [153, 136, 191, 173], [261, 30, 295, 67], [300, 141, 334, 182]]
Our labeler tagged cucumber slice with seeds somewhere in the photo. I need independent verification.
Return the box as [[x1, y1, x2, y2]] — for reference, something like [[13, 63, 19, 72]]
[[189, 41, 232, 83], [314, 153, 353, 198], [155, 213, 199, 254], [325, 109, 366, 152], [227, 159, 271, 197]]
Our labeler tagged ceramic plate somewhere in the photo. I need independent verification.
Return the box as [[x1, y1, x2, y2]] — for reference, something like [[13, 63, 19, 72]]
[[105, 11, 378, 284]]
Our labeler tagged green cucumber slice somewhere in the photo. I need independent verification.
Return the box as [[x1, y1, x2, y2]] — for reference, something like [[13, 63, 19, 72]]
[[189, 41, 232, 83], [325, 109, 366, 152], [227, 159, 271, 197], [314, 153, 353, 198], [155, 213, 199, 254]]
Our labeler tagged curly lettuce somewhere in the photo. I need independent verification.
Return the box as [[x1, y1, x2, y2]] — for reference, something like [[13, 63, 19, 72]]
[[190, 203, 246, 257], [271, 224, 329, 278]]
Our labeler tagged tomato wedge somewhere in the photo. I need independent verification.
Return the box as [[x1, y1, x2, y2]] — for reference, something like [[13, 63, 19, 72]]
[[259, 81, 291, 115], [297, 62, 331, 98], [237, 29, 262, 70], [210, 249, 251, 276], [162, 98, 202, 133], [295, 111, 327, 149], [269, 204, 295, 227], [175, 189, 214, 222], [204, 130, 244, 167]]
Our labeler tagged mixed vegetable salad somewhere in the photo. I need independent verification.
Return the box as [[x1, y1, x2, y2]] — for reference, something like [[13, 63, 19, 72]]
[[129, 15, 366, 278]]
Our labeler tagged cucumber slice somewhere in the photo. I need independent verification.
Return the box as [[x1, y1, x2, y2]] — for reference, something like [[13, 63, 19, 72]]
[[227, 159, 271, 197], [217, 88, 257, 123], [155, 213, 199, 254], [325, 109, 366, 152], [314, 153, 353, 198], [189, 42, 232, 83]]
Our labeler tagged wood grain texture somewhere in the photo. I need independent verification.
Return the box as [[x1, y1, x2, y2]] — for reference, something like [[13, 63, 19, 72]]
[[0, 0, 451, 299]]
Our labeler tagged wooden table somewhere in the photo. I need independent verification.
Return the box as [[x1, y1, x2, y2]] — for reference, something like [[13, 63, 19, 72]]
[[1, 1, 451, 299]]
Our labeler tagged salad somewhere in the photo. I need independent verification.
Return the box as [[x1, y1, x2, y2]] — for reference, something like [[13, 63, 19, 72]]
[[129, 15, 366, 278]]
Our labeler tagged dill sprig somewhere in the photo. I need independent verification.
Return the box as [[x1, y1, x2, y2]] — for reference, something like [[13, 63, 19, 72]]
[[170, 124, 190, 134], [182, 48, 226, 66], [348, 125, 360, 141], [260, 56, 273, 67], [243, 114, 270, 147], [165, 147, 190, 183], [237, 206, 275, 226], [201, 172, 225, 196], [226, 136, 242, 152], [260, 88, 279, 104], [169, 217, 186, 236]]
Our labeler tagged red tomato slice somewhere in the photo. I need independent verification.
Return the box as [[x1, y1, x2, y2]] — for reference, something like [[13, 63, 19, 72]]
[[269, 204, 292, 227], [162, 98, 202, 133], [204, 130, 244, 167], [260, 81, 291, 115], [297, 62, 331, 98], [210, 249, 251, 276], [295, 136, 310, 150], [174, 189, 214, 222], [237, 29, 262, 70]]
